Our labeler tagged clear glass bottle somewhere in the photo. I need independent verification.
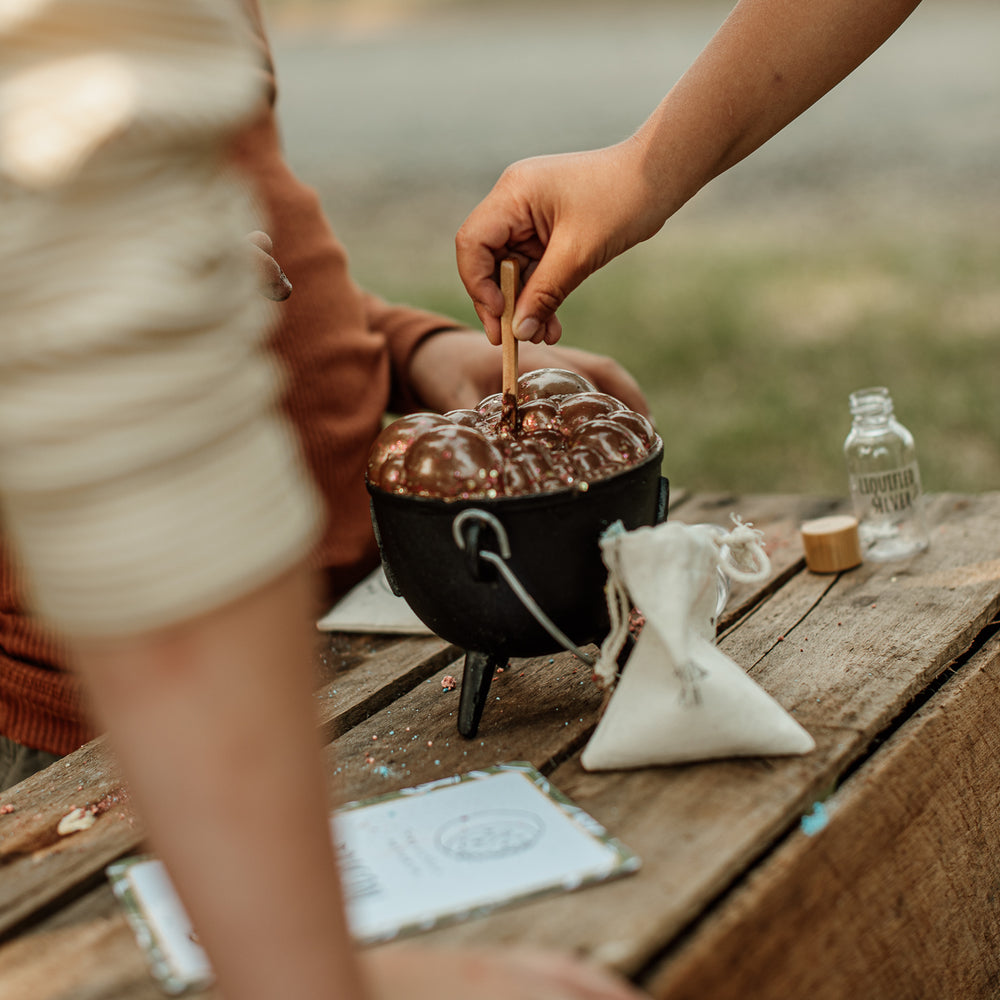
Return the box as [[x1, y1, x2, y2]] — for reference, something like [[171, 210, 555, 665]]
[[844, 387, 929, 560]]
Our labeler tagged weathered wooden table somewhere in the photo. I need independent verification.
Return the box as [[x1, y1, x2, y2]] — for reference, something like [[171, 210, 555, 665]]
[[2, 491, 999, 999]]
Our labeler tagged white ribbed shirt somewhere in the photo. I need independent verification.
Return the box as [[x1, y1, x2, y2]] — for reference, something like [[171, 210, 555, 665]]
[[0, 0, 322, 636]]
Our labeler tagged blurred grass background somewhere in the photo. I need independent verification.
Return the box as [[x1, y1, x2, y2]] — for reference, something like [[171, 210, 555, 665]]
[[344, 207, 1000, 496], [262, 0, 1000, 496]]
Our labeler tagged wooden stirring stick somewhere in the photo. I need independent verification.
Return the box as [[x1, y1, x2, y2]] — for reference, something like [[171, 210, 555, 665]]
[[500, 258, 520, 436]]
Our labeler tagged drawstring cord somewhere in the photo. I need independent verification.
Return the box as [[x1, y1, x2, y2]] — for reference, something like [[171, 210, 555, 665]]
[[592, 514, 772, 694], [714, 514, 771, 583]]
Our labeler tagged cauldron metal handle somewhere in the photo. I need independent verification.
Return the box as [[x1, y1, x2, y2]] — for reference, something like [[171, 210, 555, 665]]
[[451, 508, 597, 667]]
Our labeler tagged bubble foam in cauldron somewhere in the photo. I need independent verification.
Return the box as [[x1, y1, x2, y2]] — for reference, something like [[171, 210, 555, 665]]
[[366, 369, 660, 500]]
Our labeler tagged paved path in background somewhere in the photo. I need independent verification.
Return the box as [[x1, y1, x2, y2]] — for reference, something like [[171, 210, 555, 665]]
[[268, 0, 999, 222]]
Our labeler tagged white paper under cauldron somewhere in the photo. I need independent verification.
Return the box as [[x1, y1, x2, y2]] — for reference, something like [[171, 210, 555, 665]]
[[581, 518, 815, 771]]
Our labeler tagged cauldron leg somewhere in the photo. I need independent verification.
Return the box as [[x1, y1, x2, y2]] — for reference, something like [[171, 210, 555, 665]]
[[458, 649, 504, 738]]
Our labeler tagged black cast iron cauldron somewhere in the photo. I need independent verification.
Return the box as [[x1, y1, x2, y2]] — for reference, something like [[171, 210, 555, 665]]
[[367, 444, 668, 738]]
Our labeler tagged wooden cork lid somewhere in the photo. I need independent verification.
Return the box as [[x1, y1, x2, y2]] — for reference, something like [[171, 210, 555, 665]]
[[800, 515, 863, 573]]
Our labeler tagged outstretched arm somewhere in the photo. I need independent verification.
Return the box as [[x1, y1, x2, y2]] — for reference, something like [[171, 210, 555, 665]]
[[72, 570, 370, 1000], [456, 0, 923, 345]]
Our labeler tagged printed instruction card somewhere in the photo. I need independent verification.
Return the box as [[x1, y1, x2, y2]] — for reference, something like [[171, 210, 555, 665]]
[[108, 763, 640, 995], [315, 564, 431, 634]]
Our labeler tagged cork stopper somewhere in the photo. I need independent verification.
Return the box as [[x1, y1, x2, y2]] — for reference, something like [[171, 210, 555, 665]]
[[800, 515, 863, 574]]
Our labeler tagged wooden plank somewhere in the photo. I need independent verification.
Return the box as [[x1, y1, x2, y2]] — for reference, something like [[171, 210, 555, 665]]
[[0, 648, 611, 999], [6, 493, 994, 999], [325, 502, 854, 959], [756, 493, 1000, 739], [414, 493, 1000, 975], [0, 637, 457, 943], [314, 634, 459, 742], [412, 714, 856, 971], [669, 492, 847, 630], [0, 491, 820, 999], [321, 493, 843, 805], [0, 881, 217, 1000], [0, 901, 181, 1000], [667, 489, 842, 534], [313, 490, 836, 774], [0, 646, 612, 999], [645, 630, 1000, 999], [0, 492, 858, 991], [322, 646, 604, 804], [0, 738, 138, 943]]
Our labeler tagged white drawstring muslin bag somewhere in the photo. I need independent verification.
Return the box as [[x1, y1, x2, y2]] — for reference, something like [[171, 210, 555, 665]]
[[581, 518, 815, 771]]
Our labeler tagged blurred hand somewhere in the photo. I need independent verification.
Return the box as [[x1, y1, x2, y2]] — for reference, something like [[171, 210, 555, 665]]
[[364, 945, 650, 1000], [408, 329, 649, 415], [455, 138, 666, 346], [247, 230, 293, 301]]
